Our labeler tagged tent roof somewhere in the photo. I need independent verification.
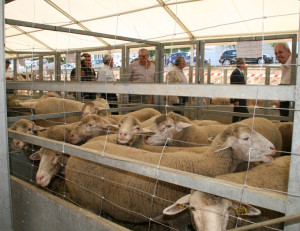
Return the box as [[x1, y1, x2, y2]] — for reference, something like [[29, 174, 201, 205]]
[[4, 0, 300, 54]]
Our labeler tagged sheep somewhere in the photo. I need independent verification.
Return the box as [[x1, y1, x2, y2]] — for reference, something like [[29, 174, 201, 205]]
[[64, 123, 276, 230], [13, 91, 60, 108], [68, 109, 161, 145], [108, 107, 161, 123], [33, 97, 84, 127], [276, 122, 293, 154], [69, 114, 117, 144], [108, 116, 210, 154], [145, 112, 228, 147], [163, 156, 290, 231], [145, 113, 282, 152], [192, 119, 221, 126], [81, 97, 110, 117], [9, 119, 46, 151]]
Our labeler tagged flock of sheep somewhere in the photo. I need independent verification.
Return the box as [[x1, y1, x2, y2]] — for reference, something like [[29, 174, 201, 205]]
[[8, 92, 294, 231]]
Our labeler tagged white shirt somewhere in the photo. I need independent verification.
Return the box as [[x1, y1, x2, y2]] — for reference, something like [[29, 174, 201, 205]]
[[280, 56, 291, 85], [97, 65, 116, 82]]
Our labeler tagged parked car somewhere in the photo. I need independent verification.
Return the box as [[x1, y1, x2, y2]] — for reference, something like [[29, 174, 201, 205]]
[[92, 59, 104, 68], [61, 63, 75, 70], [165, 52, 210, 66], [219, 49, 273, 65]]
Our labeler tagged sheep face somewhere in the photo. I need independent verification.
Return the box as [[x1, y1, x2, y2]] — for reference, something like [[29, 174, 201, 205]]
[[112, 116, 153, 147], [82, 103, 97, 117], [145, 118, 192, 146], [163, 191, 260, 231], [69, 114, 110, 144], [215, 124, 276, 163], [10, 119, 44, 150], [29, 148, 66, 187]]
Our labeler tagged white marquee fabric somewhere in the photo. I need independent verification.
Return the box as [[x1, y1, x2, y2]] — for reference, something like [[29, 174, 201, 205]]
[[4, 0, 300, 54]]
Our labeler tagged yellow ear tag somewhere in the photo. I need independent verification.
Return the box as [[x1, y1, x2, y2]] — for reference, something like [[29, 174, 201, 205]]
[[113, 127, 118, 131], [236, 205, 247, 216], [178, 204, 186, 210]]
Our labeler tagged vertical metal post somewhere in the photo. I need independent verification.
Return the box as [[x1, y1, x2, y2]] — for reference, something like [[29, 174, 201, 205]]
[[38, 56, 44, 97], [120, 46, 128, 105], [244, 66, 248, 83], [13, 58, 17, 80], [75, 51, 81, 100], [284, 34, 300, 230], [54, 53, 61, 82], [0, 0, 14, 229], [155, 44, 164, 109]]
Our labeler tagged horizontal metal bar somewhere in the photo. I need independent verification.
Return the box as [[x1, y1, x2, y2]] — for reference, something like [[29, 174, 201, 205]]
[[7, 82, 296, 101], [7, 111, 82, 123], [8, 131, 287, 213], [5, 18, 160, 46]]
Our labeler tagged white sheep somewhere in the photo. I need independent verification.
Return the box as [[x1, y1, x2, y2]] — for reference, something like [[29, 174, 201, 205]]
[[68, 108, 161, 144], [145, 112, 228, 147], [9, 119, 45, 150], [65, 123, 276, 230], [69, 114, 116, 144], [13, 91, 60, 108], [33, 97, 110, 127], [108, 107, 161, 123], [163, 156, 290, 231], [81, 97, 110, 117], [146, 113, 282, 152]]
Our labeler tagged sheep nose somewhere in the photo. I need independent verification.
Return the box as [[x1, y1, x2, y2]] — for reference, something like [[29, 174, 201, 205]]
[[70, 133, 74, 138], [119, 132, 127, 138], [270, 144, 275, 150], [36, 175, 44, 185]]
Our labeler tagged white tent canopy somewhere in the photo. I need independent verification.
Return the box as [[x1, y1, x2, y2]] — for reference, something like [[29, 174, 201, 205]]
[[4, 0, 300, 54]]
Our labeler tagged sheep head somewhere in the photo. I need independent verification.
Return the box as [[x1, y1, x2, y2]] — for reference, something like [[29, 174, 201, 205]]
[[69, 114, 111, 144], [108, 116, 154, 147], [145, 113, 192, 146], [163, 190, 261, 231], [214, 123, 276, 164], [10, 119, 45, 150], [29, 147, 68, 187]]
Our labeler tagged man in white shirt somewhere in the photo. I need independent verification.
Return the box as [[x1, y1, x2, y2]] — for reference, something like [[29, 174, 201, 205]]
[[129, 48, 155, 103], [274, 42, 291, 118], [98, 54, 118, 114]]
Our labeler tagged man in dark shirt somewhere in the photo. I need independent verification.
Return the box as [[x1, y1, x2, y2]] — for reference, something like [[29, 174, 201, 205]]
[[71, 53, 96, 100], [230, 58, 249, 123]]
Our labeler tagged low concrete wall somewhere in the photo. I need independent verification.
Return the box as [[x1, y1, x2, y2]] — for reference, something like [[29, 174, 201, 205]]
[[11, 176, 129, 231]]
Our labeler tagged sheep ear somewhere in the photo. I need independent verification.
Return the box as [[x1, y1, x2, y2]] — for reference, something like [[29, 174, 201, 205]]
[[231, 202, 261, 216], [140, 128, 155, 136], [163, 194, 191, 216], [175, 122, 192, 132], [29, 150, 41, 161], [208, 136, 215, 142], [215, 136, 236, 152], [33, 125, 47, 131], [106, 124, 119, 132]]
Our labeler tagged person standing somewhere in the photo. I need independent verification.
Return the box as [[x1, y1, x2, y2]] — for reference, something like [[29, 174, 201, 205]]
[[274, 42, 292, 119], [71, 53, 97, 100], [98, 54, 118, 114], [129, 48, 155, 103], [230, 58, 249, 123], [166, 56, 188, 115]]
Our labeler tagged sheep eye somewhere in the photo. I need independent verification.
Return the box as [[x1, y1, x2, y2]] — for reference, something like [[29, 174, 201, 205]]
[[243, 137, 250, 141], [88, 123, 93, 127], [136, 127, 140, 130], [166, 124, 172, 128]]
